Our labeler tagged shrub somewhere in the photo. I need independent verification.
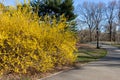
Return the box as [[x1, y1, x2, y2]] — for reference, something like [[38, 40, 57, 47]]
[[0, 5, 77, 75]]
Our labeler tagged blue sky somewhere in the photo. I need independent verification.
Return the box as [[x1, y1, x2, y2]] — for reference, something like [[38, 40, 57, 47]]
[[74, 0, 116, 7], [0, 0, 24, 6], [0, 0, 116, 6]]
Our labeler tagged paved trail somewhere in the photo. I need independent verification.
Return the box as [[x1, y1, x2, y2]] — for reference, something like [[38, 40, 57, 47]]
[[42, 45, 120, 80]]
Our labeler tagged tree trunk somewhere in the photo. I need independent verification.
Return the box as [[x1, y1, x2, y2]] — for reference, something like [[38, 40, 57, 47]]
[[96, 26, 100, 49], [113, 30, 116, 42], [89, 30, 92, 42], [109, 24, 112, 41]]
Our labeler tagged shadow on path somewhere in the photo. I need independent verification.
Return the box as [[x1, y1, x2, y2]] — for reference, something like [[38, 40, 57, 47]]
[[42, 45, 120, 80], [85, 45, 120, 68]]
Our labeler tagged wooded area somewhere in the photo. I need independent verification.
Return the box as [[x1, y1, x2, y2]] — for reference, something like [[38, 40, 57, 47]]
[[76, 0, 120, 46]]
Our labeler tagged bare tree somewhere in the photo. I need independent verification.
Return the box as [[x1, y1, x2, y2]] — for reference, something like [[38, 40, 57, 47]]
[[106, 1, 116, 41], [76, 2, 95, 42], [117, 0, 120, 24], [91, 2, 105, 48]]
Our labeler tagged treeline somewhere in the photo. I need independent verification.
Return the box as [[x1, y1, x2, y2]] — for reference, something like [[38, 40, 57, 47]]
[[76, 0, 120, 44]]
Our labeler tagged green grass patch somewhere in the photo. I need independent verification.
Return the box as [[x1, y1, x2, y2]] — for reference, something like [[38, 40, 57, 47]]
[[100, 41, 120, 48], [76, 44, 107, 63], [112, 44, 120, 48]]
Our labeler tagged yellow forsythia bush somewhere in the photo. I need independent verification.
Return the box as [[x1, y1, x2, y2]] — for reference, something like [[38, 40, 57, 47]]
[[0, 5, 77, 75]]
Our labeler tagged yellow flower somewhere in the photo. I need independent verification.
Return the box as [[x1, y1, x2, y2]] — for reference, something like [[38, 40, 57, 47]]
[[0, 4, 77, 75]]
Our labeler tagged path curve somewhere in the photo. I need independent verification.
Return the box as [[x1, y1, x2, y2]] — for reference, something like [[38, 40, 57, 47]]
[[42, 45, 120, 80]]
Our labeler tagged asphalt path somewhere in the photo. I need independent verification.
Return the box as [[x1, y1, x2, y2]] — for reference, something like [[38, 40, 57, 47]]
[[42, 45, 120, 80]]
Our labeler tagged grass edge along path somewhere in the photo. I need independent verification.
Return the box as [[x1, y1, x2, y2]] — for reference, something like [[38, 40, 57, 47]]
[[76, 44, 107, 63]]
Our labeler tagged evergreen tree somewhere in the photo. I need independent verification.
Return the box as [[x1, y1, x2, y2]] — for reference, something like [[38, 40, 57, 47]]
[[31, 0, 76, 21], [60, 0, 76, 20]]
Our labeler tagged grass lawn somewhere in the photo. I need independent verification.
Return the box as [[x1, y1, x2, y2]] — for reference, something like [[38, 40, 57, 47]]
[[100, 41, 120, 48], [76, 44, 107, 63], [112, 44, 120, 48]]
